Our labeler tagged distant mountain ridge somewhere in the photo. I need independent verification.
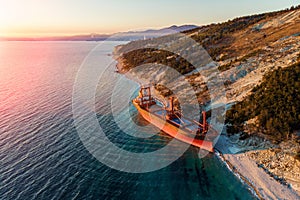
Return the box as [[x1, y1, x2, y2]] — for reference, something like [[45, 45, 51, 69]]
[[125, 25, 199, 35], [0, 25, 199, 41], [112, 25, 198, 41], [114, 4, 300, 143]]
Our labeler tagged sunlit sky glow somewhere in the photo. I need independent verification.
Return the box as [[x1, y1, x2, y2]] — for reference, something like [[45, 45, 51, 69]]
[[0, 0, 299, 37]]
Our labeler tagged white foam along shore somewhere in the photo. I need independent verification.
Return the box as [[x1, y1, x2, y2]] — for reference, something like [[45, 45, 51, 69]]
[[113, 47, 300, 200], [215, 135, 300, 200]]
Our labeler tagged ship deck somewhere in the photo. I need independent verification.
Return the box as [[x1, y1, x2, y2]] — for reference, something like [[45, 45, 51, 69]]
[[144, 104, 217, 142]]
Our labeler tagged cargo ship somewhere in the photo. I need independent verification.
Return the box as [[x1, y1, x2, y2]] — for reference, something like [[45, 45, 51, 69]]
[[132, 86, 215, 152]]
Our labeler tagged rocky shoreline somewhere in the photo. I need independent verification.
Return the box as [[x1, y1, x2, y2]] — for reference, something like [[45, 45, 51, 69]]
[[215, 150, 262, 199], [216, 134, 300, 199], [246, 141, 300, 194], [112, 15, 300, 196], [113, 51, 300, 199]]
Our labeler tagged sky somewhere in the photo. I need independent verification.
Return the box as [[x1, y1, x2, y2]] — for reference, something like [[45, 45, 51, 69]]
[[0, 0, 299, 37]]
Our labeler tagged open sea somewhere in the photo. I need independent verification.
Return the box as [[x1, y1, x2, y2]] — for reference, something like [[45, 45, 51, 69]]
[[0, 41, 256, 200]]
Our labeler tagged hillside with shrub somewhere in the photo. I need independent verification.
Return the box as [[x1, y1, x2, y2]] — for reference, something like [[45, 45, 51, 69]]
[[226, 62, 300, 143], [115, 5, 300, 74], [115, 5, 300, 144]]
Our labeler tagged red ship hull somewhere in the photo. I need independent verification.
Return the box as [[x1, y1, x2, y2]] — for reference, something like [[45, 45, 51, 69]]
[[133, 101, 214, 152]]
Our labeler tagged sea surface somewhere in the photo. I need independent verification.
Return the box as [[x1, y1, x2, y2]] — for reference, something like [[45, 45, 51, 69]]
[[0, 41, 256, 200]]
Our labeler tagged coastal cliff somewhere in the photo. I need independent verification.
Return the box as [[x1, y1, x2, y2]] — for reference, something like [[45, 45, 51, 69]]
[[113, 5, 300, 198]]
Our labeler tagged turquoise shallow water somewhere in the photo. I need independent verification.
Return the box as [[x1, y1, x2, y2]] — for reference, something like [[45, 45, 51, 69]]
[[0, 41, 256, 200]]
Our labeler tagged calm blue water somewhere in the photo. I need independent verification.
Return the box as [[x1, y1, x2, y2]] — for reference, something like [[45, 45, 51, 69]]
[[0, 41, 256, 200]]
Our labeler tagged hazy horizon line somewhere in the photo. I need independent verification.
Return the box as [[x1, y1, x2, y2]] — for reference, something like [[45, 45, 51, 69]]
[[2, 4, 299, 41]]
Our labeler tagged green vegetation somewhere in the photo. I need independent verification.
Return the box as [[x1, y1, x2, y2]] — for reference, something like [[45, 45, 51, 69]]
[[190, 17, 263, 59], [154, 84, 173, 97], [226, 62, 300, 143], [121, 48, 194, 74], [117, 6, 300, 145], [218, 62, 232, 72], [239, 49, 266, 62], [113, 7, 300, 160], [218, 49, 266, 72], [188, 9, 292, 60], [296, 152, 300, 160], [117, 7, 298, 75]]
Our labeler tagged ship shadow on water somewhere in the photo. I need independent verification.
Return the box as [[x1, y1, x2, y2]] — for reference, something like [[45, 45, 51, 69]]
[[130, 109, 151, 127]]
